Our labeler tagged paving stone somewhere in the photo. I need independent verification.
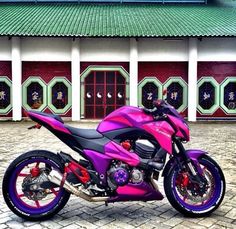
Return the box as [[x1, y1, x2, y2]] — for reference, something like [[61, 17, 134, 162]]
[[97, 223, 123, 229], [75, 219, 98, 229], [0, 216, 12, 224], [217, 205, 233, 214], [181, 220, 207, 229], [173, 225, 189, 229], [213, 215, 234, 223], [23, 221, 39, 227], [58, 216, 79, 226], [93, 217, 115, 227], [0, 212, 13, 219], [225, 208, 236, 220], [129, 217, 150, 227], [215, 220, 235, 228], [6, 221, 25, 229], [111, 220, 135, 229], [209, 225, 223, 229], [63, 225, 81, 229], [110, 213, 133, 223], [0, 225, 7, 229], [27, 225, 44, 229], [198, 218, 218, 227], [40, 221, 62, 229], [163, 217, 183, 227], [160, 209, 178, 219]]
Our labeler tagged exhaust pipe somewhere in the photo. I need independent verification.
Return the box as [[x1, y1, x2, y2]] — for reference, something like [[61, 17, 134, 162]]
[[48, 169, 109, 202]]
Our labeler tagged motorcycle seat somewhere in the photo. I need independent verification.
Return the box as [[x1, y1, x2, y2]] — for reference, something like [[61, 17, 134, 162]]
[[65, 125, 104, 139]]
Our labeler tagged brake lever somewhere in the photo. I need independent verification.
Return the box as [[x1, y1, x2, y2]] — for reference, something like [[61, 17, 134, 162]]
[[28, 124, 42, 130]]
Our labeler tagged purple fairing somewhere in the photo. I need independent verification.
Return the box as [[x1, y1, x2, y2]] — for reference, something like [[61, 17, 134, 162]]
[[167, 114, 190, 141], [84, 147, 163, 202], [84, 142, 140, 185], [97, 106, 153, 133], [108, 182, 164, 202], [9, 158, 64, 215], [105, 141, 140, 167], [142, 120, 175, 154], [83, 149, 111, 184], [28, 112, 71, 134]]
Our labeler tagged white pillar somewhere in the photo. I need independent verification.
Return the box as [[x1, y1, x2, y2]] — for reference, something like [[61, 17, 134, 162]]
[[129, 38, 138, 106], [12, 37, 22, 121], [188, 38, 198, 122], [71, 38, 81, 121]]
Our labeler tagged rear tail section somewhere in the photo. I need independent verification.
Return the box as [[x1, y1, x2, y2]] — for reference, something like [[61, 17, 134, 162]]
[[26, 111, 70, 134]]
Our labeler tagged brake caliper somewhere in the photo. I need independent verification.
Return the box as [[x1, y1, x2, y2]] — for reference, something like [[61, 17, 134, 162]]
[[176, 172, 189, 188]]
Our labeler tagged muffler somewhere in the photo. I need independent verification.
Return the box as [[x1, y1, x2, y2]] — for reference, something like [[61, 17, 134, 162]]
[[48, 169, 109, 202]]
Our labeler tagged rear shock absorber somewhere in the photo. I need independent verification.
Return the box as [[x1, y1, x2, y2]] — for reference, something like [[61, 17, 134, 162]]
[[57, 152, 90, 185]]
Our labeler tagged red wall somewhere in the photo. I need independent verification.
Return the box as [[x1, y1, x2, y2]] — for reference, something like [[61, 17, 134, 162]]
[[138, 62, 188, 83], [22, 62, 71, 117], [22, 62, 71, 83], [0, 61, 12, 117], [197, 62, 236, 118], [81, 62, 129, 73], [197, 62, 236, 83]]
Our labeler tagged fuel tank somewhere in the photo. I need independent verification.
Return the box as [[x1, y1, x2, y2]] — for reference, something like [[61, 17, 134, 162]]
[[97, 106, 153, 133]]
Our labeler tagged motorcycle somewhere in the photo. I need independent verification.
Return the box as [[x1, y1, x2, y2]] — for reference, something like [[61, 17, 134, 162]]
[[2, 96, 225, 221]]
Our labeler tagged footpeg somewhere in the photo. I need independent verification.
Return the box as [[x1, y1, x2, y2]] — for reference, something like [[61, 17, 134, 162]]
[[148, 161, 164, 170]]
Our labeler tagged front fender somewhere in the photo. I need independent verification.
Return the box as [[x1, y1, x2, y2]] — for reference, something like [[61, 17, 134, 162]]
[[162, 149, 207, 177]]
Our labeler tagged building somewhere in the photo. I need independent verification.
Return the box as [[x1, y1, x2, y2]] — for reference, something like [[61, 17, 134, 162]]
[[0, 0, 236, 121]]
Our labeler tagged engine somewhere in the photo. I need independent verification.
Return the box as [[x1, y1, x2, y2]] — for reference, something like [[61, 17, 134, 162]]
[[134, 139, 157, 159], [106, 139, 160, 191], [130, 168, 144, 184], [107, 161, 144, 190]]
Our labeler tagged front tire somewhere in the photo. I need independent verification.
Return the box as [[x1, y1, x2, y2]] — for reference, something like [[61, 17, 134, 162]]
[[164, 155, 225, 217], [2, 150, 70, 221]]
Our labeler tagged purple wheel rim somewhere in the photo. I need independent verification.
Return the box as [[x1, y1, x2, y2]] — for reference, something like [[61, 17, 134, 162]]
[[9, 158, 65, 215], [172, 158, 223, 212]]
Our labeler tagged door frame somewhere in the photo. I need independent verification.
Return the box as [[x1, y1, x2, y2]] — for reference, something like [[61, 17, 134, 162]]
[[80, 65, 130, 119]]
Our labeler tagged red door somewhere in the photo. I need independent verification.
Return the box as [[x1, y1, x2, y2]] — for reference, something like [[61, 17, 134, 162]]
[[84, 71, 126, 119]]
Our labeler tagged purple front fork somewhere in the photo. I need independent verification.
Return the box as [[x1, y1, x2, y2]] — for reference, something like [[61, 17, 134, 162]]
[[186, 149, 207, 175]]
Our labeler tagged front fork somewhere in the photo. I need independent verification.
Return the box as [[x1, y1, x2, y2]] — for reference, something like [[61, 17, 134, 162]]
[[173, 138, 206, 186]]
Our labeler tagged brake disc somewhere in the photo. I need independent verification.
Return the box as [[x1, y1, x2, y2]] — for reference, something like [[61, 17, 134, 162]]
[[177, 169, 214, 203], [22, 172, 49, 201]]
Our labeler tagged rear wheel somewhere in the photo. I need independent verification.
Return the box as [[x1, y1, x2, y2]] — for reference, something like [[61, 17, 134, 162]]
[[164, 155, 225, 217], [2, 150, 70, 221]]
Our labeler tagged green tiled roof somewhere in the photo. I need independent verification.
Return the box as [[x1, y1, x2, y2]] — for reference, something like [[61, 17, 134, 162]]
[[0, 3, 236, 37]]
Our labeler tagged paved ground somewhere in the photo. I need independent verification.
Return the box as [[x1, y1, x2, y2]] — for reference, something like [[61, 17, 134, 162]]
[[0, 121, 235, 229]]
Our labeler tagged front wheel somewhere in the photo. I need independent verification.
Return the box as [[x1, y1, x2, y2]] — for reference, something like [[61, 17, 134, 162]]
[[2, 150, 70, 221], [164, 155, 225, 217]]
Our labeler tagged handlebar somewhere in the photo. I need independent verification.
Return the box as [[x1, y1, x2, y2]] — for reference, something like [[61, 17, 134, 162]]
[[143, 99, 169, 118], [143, 100, 163, 117], [143, 107, 155, 114]]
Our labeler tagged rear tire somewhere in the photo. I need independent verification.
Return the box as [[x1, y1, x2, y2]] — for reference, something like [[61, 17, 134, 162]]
[[164, 155, 225, 217], [2, 150, 70, 221]]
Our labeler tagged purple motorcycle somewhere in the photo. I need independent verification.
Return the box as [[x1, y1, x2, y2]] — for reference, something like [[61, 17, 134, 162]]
[[2, 97, 225, 220]]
